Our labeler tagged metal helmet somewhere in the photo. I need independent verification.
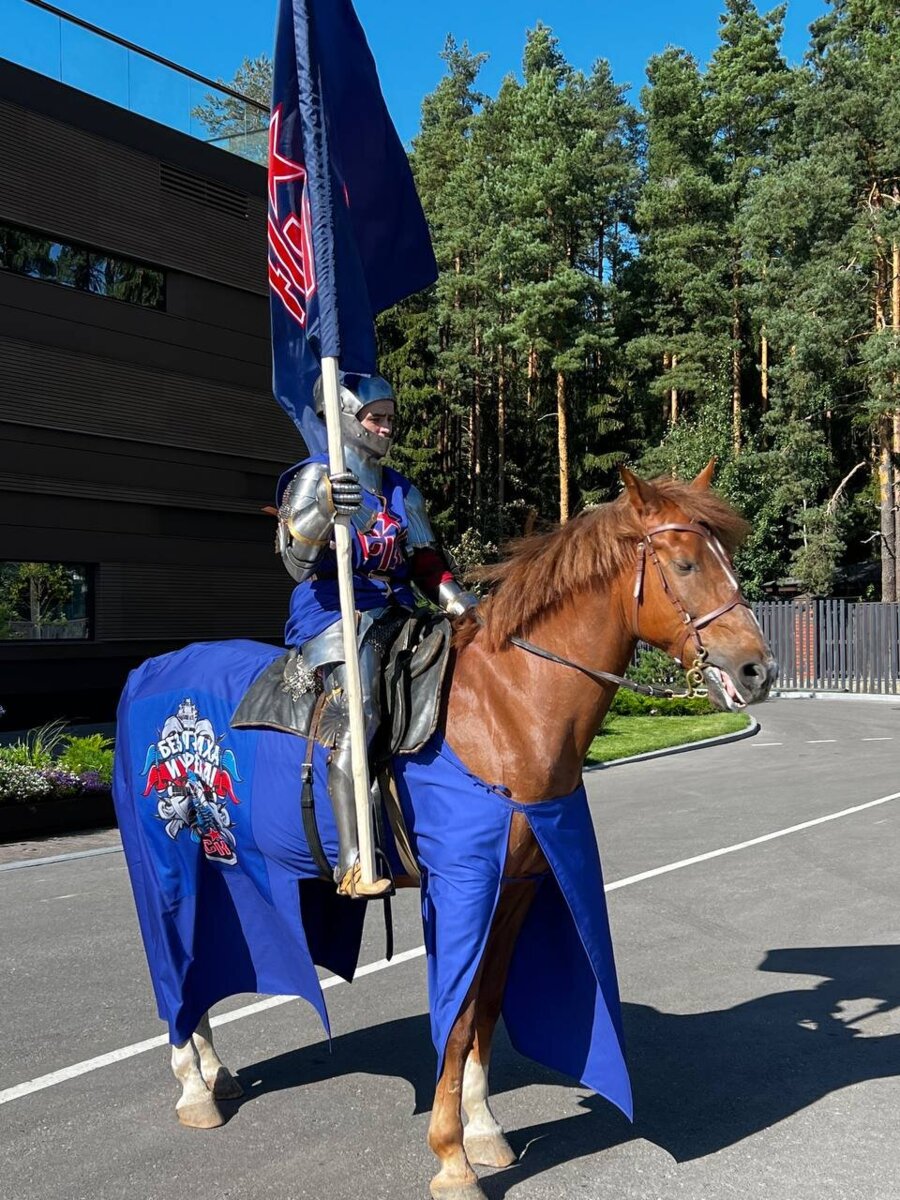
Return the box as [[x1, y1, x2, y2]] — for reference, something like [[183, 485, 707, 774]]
[[313, 372, 396, 460]]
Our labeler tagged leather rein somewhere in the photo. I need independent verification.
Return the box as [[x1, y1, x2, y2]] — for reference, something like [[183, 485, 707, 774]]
[[507, 520, 751, 700]]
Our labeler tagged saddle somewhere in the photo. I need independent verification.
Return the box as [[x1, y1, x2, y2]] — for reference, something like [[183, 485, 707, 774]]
[[230, 611, 454, 882]]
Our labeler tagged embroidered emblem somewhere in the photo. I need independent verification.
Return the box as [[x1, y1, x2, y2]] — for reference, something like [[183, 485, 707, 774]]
[[141, 698, 243, 866]]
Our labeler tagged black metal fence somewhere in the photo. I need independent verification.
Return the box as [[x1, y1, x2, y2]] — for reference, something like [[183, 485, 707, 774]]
[[753, 599, 900, 694]]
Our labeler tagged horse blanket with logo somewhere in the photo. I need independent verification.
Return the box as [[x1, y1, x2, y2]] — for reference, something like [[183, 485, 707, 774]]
[[113, 638, 632, 1119]]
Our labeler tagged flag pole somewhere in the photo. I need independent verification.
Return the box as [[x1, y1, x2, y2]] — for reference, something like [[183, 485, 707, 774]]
[[320, 355, 377, 888]]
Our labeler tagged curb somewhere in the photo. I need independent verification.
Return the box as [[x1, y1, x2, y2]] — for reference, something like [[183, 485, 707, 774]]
[[0, 845, 123, 872], [584, 714, 760, 772], [772, 690, 899, 704]]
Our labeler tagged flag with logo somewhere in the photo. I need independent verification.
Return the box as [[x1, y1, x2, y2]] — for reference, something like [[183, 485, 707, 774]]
[[268, 0, 437, 452]]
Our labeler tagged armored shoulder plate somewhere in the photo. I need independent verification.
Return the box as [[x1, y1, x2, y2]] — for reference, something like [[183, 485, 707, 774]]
[[278, 461, 334, 583]]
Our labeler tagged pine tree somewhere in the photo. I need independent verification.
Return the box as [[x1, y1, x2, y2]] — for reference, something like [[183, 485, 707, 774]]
[[744, 0, 900, 597], [705, 0, 792, 454], [630, 48, 731, 439]]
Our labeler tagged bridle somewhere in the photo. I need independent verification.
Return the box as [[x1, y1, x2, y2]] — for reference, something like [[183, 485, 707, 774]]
[[507, 519, 751, 699]]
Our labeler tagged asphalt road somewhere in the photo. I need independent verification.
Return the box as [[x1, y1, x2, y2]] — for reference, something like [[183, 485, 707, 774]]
[[2, 697, 899, 1200]]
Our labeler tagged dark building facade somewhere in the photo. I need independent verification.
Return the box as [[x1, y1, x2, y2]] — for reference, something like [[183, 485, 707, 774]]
[[0, 60, 298, 728]]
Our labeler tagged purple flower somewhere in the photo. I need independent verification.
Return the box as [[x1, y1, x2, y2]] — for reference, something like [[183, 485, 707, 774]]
[[42, 768, 83, 797]]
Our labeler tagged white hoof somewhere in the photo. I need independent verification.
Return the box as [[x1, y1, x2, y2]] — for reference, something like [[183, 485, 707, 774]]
[[208, 1067, 243, 1101], [463, 1132, 517, 1169], [177, 1098, 225, 1129], [429, 1180, 486, 1200]]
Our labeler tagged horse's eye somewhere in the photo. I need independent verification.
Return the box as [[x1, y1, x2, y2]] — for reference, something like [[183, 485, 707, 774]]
[[673, 559, 696, 575]]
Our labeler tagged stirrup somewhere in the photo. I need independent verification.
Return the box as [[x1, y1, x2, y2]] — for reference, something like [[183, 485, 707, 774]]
[[336, 861, 393, 899]]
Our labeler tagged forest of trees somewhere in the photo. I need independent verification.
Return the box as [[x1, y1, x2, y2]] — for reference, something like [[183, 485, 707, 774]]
[[208, 0, 900, 601]]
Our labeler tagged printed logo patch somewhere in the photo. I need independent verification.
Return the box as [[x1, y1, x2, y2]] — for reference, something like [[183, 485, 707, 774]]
[[141, 698, 243, 866]]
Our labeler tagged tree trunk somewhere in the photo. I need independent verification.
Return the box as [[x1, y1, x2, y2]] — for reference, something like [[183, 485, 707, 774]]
[[892, 239, 900, 601], [29, 576, 42, 632], [527, 344, 538, 409], [557, 370, 569, 525], [497, 344, 506, 522], [879, 417, 897, 602], [662, 351, 671, 425], [473, 330, 482, 522], [670, 354, 679, 426], [731, 264, 742, 455], [760, 333, 769, 414]]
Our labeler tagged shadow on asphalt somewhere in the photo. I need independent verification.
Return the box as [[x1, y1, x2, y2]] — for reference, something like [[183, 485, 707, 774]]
[[231, 944, 900, 1191]]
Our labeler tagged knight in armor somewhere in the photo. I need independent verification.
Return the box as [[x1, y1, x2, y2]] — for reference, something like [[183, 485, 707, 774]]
[[275, 373, 478, 898]]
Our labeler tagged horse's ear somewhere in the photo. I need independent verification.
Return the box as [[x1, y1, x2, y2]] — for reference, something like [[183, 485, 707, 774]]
[[690, 458, 717, 491], [619, 467, 660, 516]]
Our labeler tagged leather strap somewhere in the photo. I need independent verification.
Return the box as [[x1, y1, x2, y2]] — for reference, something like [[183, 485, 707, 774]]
[[300, 691, 333, 881], [506, 519, 750, 699], [508, 633, 668, 697]]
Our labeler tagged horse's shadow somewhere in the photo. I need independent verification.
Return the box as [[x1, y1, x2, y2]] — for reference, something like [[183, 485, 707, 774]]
[[232, 945, 900, 1192]]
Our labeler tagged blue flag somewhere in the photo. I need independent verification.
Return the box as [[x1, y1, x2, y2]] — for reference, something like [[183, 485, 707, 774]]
[[268, 0, 438, 452]]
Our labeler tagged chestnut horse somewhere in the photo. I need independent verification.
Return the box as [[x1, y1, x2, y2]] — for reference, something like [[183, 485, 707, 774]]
[[142, 466, 774, 1198]]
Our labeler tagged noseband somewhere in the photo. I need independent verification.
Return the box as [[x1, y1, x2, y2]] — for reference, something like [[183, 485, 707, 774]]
[[507, 520, 750, 699]]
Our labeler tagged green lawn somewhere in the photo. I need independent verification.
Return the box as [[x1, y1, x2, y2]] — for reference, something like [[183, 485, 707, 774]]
[[585, 712, 751, 765]]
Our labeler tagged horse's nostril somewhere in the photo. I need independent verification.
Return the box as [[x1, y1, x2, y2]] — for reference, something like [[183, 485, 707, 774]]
[[741, 661, 765, 682]]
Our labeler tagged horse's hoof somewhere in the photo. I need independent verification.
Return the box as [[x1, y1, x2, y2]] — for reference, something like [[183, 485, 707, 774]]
[[463, 1132, 517, 1169], [208, 1067, 243, 1100], [429, 1180, 487, 1200], [177, 1099, 225, 1129]]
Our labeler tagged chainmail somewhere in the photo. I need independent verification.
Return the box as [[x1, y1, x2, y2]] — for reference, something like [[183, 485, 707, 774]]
[[281, 652, 319, 701]]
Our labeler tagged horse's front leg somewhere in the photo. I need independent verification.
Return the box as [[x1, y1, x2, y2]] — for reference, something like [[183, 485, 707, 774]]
[[462, 1030, 515, 1170], [464, 815, 548, 1169], [192, 1012, 243, 1100], [428, 980, 484, 1200]]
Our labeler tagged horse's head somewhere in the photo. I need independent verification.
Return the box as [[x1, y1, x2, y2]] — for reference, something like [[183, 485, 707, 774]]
[[620, 462, 776, 709]]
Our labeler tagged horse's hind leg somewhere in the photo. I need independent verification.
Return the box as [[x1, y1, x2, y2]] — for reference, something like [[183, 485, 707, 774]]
[[192, 1012, 243, 1100], [171, 1031, 224, 1129]]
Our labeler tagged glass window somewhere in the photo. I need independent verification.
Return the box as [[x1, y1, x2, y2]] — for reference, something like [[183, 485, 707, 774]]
[[0, 563, 91, 641], [0, 221, 165, 310]]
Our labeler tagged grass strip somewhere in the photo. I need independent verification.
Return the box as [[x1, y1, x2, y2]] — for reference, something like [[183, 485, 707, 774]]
[[586, 712, 751, 765]]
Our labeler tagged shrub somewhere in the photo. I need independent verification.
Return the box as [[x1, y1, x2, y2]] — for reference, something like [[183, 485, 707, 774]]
[[0, 719, 69, 768], [627, 647, 687, 690], [0, 725, 115, 803], [58, 734, 114, 786], [0, 760, 52, 803], [610, 688, 715, 717]]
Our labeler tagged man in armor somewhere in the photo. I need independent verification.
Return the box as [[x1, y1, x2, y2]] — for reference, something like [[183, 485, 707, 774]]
[[276, 373, 478, 898]]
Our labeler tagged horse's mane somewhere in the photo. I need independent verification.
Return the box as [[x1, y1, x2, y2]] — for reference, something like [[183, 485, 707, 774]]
[[455, 479, 749, 653]]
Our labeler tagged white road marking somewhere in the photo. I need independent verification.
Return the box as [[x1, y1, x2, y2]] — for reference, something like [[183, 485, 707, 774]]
[[807, 739, 836, 744], [751, 742, 783, 747], [0, 948, 427, 1106], [604, 790, 900, 891], [43, 894, 78, 902], [862, 737, 893, 741], [3, 789, 900, 1107]]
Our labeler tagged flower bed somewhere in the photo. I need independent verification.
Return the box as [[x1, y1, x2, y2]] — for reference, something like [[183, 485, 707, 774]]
[[0, 723, 116, 840]]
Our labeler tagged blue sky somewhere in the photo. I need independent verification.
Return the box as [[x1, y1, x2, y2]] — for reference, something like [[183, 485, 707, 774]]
[[3, 0, 830, 143]]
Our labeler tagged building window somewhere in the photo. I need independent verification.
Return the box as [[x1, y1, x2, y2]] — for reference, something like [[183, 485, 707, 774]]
[[0, 563, 91, 641], [0, 222, 165, 309]]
